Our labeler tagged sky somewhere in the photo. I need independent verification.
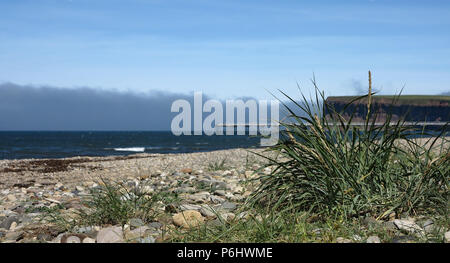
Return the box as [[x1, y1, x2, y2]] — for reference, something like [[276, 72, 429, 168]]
[[0, 0, 449, 100], [0, 0, 449, 130]]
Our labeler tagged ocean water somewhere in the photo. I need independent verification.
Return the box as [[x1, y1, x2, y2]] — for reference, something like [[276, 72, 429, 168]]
[[0, 131, 261, 160]]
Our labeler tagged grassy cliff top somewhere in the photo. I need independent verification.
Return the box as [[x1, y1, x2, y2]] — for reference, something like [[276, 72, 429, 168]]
[[326, 95, 450, 105]]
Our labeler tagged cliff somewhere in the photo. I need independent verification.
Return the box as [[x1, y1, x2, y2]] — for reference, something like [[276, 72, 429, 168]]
[[325, 95, 450, 122]]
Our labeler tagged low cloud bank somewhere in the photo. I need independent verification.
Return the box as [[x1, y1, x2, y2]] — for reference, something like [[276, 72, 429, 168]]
[[0, 83, 200, 130], [0, 83, 301, 131]]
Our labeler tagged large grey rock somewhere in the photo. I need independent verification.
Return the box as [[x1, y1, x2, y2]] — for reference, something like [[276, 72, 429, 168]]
[[96, 226, 124, 243]]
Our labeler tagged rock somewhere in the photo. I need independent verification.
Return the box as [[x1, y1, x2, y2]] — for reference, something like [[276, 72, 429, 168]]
[[44, 198, 61, 204], [219, 212, 235, 222], [138, 236, 156, 243], [82, 237, 96, 243], [210, 195, 226, 204], [352, 235, 362, 241], [5, 231, 23, 241], [75, 186, 85, 192], [392, 235, 416, 243], [393, 219, 424, 236], [125, 226, 150, 241], [9, 221, 17, 231], [96, 226, 124, 243], [200, 206, 217, 218], [214, 190, 227, 196], [0, 216, 19, 230], [180, 204, 202, 211], [165, 204, 178, 213], [175, 187, 196, 194], [383, 221, 397, 231], [129, 218, 145, 228], [366, 236, 381, 243], [74, 226, 96, 235], [237, 211, 250, 220], [50, 233, 65, 243], [6, 194, 17, 202], [148, 222, 163, 229], [172, 210, 205, 229], [187, 192, 210, 203], [336, 237, 352, 243], [181, 168, 193, 174], [54, 183, 64, 190], [141, 185, 154, 194], [422, 219, 434, 233], [66, 236, 81, 243], [363, 217, 380, 227], [445, 231, 450, 243], [219, 201, 236, 211]]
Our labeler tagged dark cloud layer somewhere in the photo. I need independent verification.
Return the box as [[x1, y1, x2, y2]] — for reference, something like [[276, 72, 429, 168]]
[[0, 82, 312, 131], [0, 83, 201, 130]]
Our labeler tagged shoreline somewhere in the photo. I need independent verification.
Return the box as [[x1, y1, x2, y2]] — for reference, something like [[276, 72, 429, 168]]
[[0, 148, 268, 190]]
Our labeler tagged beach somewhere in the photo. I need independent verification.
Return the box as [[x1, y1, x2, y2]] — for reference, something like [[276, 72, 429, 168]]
[[0, 137, 448, 243], [0, 148, 273, 243]]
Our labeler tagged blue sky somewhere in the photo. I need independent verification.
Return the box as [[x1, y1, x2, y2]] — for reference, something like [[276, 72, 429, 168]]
[[1, 0, 449, 99]]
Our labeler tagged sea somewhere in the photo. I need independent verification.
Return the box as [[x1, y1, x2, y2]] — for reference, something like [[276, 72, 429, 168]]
[[0, 127, 447, 160], [0, 131, 262, 160]]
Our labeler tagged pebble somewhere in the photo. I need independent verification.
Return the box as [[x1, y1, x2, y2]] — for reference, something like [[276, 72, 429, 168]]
[[366, 236, 381, 243], [180, 204, 202, 211], [422, 219, 435, 233], [125, 226, 150, 241], [210, 195, 226, 204], [6, 194, 17, 202], [172, 210, 205, 229], [129, 218, 145, 228], [336, 237, 352, 243], [445, 231, 450, 243], [82, 237, 96, 243], [66, 236, 81, 243], [96, 226, 124, 243], [138, 236, 156, 243], [148, 222, 163, 229], [200, 206, 217, 218], [219, 201, 237, 211], [393, 219, 424, 236], [0, 216, 19, 230]]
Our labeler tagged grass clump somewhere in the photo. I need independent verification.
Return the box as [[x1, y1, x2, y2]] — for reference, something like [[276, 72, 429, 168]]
[[207, 158, 228, 171], [41, 178, 179, 230], [251, 73, 449, 221], [76, 178, 176, 226]]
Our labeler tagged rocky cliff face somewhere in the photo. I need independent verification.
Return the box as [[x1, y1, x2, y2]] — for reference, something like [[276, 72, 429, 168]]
[[325, 96, 450, 122]]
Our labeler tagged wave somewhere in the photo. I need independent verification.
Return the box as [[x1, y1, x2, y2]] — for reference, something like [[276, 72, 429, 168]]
[[112, 147, 145, 152]]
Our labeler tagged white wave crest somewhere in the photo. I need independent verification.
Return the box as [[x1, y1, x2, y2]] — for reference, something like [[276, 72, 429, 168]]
[[113, 147, 145, 152]]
